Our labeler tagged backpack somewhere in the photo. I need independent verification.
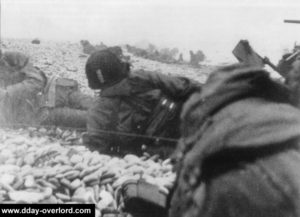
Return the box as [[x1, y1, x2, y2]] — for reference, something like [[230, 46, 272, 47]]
[[123, 91, 181, 144]]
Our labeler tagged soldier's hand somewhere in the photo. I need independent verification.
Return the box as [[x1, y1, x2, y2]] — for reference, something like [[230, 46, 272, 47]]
[[277, 55, 294, 78], [288, 58, 300, 81]]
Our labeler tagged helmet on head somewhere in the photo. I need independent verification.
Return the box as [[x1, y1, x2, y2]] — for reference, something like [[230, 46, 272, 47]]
[[2, 51, 29, 70], [85, 49, 129, 89], [0, 51, 29, 87]]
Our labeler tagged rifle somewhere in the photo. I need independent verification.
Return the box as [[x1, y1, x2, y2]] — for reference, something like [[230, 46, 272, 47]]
[[285, 50, 300, 62], [284, 20, 300, 24], [232, 40, 279, 72]]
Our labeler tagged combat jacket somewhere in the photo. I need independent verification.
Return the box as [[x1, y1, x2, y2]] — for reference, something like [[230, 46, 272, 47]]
[[39, 76, 93, 128], [86, 69, 201, 156], [0, 51, 92, 127], [0, 53, 46, 125], [170, 65, 300, 217]]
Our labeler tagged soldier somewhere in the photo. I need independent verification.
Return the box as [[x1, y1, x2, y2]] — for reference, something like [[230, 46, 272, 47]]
[[177, 53, 184, 64], [277, 52, 300, 106], [195, 50, 205, 62], [169, 64, 300, 217], [189, 50, 200, 67], [80, 40, 97, 55], [0, 51, 93, 128], [286, 56, 300, 107], [277, 52, 295, 77], [84, 49, 201, 157]]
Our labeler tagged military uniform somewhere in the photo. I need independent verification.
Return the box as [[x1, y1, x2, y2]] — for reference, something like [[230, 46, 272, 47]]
[[86, 69, 200, 156], [0, 51, 93, 128], [277, 53, 292, 77], [38, 76, 93, 128], [0, 52, 46, 125], [169, 65, 300, 217]]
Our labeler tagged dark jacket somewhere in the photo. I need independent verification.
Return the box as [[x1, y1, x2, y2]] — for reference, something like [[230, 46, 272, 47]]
[[86, 69, 201, 156], [169, 65, 300, 217]]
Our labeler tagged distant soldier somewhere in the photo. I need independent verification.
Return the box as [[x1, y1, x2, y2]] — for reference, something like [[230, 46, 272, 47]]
[[196, 50, 205, 61], [277, 52, 297, 78], [176, 53, 184, 64], [84, 49, 201, 157], [80, 40, 125, 60], [0, 51, 93, 128], [282, 55, 300, 107], [189, 50, 198, 67], [80, 40, 97, 55], [276, 49, 300, 107], [189, 50, 205, 67], [94, 42, 108, 51]]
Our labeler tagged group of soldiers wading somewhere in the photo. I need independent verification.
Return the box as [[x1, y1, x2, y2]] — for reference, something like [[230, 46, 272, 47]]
[[1, 43, 300, 217]]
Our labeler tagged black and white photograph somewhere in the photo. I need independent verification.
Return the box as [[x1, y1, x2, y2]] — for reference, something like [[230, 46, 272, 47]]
[[0, 0, 300, 216]]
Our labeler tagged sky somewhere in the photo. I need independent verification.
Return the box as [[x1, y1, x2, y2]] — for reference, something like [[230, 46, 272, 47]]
[[2, 0, 300, 63]]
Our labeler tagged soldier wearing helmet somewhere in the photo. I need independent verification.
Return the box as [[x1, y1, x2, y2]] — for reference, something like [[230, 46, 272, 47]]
[[0, 50, 93, 128], [84, 49, 201, 157]]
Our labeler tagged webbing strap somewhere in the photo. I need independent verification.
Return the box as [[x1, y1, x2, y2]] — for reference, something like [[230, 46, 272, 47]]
[[43, 76, 57, 108]]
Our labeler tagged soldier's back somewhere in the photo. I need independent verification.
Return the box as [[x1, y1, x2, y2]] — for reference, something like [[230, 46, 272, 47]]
[[170, 64, 300, 217]]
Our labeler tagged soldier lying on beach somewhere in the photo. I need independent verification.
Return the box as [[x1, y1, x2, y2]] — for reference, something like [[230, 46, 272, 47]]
[[83, 49, 201, 157], [0, 50, 93, 128]]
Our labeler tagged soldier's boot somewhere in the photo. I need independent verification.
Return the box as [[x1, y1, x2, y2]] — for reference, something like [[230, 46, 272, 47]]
[[120, 179, 168, 217], [102, 209, 131, 217]]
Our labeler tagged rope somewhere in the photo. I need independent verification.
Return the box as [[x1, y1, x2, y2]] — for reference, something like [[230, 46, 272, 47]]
[[0, 123, 179, 143]]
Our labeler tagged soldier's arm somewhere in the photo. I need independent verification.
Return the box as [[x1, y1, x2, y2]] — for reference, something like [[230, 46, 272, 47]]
[[276, 54, 293, 78], [133, 70, 202, 100], [6, 63, 46, 98], [84, 97, 117, 153]]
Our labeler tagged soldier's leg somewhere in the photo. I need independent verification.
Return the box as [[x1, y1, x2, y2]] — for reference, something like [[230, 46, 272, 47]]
[[41, 107, 88, 128]]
